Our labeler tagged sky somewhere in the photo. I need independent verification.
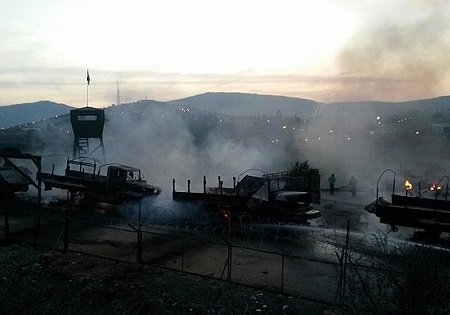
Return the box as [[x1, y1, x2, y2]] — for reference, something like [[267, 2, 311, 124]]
[[0, 0, 449, 108]]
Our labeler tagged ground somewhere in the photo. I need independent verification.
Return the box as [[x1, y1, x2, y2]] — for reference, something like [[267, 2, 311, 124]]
[[0, 241, 339, 314], [0, 187, 394, 314]]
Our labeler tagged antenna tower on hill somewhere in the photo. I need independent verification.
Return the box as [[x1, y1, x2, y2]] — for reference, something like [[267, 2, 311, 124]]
[[116, 81, 121, 105]]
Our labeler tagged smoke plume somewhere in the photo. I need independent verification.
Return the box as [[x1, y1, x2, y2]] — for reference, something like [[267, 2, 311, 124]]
[[336, 5, 450, 102]]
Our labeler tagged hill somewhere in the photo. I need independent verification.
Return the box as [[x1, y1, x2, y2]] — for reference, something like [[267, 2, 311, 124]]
[[170, 92, 319, 117], [0, 101, 73, 129], [1, 94, 450, 128], [169, 92, 450, 122], [322, 96, 450, 115]]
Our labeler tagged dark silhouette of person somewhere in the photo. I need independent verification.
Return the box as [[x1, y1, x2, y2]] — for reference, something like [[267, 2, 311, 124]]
[[349, 176, 357, 197], [328, 174, 336, 195]]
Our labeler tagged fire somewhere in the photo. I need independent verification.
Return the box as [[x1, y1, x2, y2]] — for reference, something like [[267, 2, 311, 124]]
[[405, 180, 413, 190], [219, 206, 230, 218], [430, 184, 442, 191]]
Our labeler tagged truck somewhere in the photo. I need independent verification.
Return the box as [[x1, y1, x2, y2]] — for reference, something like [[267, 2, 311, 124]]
[[172, 167, 321, 222], [38, 158, 161, 205], [365, 172, 450, 239]]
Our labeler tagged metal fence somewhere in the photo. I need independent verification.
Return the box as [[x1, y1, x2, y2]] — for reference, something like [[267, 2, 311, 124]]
[[4, 206, 449, 312], [1, 209, 346, 306]]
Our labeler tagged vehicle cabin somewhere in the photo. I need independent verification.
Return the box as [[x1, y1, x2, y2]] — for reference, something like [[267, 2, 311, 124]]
[[107, 165, 141, 184]]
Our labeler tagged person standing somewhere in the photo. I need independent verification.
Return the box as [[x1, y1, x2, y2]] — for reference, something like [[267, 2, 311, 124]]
[[349, 176, 357, 197], [328, 174, 336, 195]]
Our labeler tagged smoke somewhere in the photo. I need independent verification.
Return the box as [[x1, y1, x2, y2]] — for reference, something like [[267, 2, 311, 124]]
[[102, 102, 289, 195], [28, 89, 450, 234], [302, 2, 450, 188], [104, 104, 201, 188], [335, 4, 450, 102], [291, 109, 376, 189], [291, 98, 450, 195], [98, 97, 450, 207], [102, 103, 288, 222], [117, 193, 210, 225]]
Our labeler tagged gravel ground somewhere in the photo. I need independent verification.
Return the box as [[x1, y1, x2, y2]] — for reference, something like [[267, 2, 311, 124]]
[[0, 241, 341, 314]]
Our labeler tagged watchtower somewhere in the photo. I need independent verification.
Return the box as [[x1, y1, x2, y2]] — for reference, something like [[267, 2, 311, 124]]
[[70, 107, 106, 162]]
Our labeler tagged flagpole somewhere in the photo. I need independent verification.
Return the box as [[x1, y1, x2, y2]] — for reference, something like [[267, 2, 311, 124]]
[[87, 83, 89, 107], [86, 69, 90, 107]]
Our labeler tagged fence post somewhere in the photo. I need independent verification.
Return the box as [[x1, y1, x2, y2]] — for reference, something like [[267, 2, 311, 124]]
[[128, 208, 145, 265], [341, 220, 350, 305], [138, 200, 142, 263], [281, 255, 285, 294], [181, 237, 184, 272], [2, 192, 12, 240], [64, 215, 69, 253], [228, 213, 232, 281], [4, 202, 9, 240], [33, 216, 37, 245], [219, 211, 231, 281], [227, 243, 232, 281], [137, 230, 142, 264]]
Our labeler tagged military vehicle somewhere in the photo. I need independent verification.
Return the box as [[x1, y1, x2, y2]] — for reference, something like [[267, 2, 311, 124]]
[[173, 168, 321, 222], [38, 157, 161, 205], [0, 149, 41, 195], [365, 171, 450, 239]]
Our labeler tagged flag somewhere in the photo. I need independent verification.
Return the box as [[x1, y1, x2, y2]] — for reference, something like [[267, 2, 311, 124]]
[[87, 69, 90, 85]]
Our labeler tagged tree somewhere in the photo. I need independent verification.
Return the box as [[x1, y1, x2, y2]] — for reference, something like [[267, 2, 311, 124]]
[[289, 160, 311, 177]]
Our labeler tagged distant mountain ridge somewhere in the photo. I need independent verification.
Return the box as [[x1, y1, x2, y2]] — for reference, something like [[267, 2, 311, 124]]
[[327, 96, 450, 114], [170, 92, 319, 117], [171, 92, 450, 118], [1, 93, 450, 129], [0, 101, 74, 129]]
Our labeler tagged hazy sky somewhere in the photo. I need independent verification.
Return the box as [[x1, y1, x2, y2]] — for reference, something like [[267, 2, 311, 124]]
[[1, 0, 449, 107]]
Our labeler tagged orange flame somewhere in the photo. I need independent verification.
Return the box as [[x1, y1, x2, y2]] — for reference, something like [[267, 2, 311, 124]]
[[405, 180, 413, 190], [430, 184, 442, 191]]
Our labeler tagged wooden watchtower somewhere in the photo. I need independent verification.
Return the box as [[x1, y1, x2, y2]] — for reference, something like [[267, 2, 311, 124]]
[[70, 107, 106, 162]]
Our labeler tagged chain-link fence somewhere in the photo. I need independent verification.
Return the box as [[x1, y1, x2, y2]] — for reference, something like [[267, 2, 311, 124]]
[[0, 206, 344, 305]]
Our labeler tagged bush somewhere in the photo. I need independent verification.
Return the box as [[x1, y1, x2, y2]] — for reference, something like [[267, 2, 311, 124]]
[[341, 233, 450, 315]]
